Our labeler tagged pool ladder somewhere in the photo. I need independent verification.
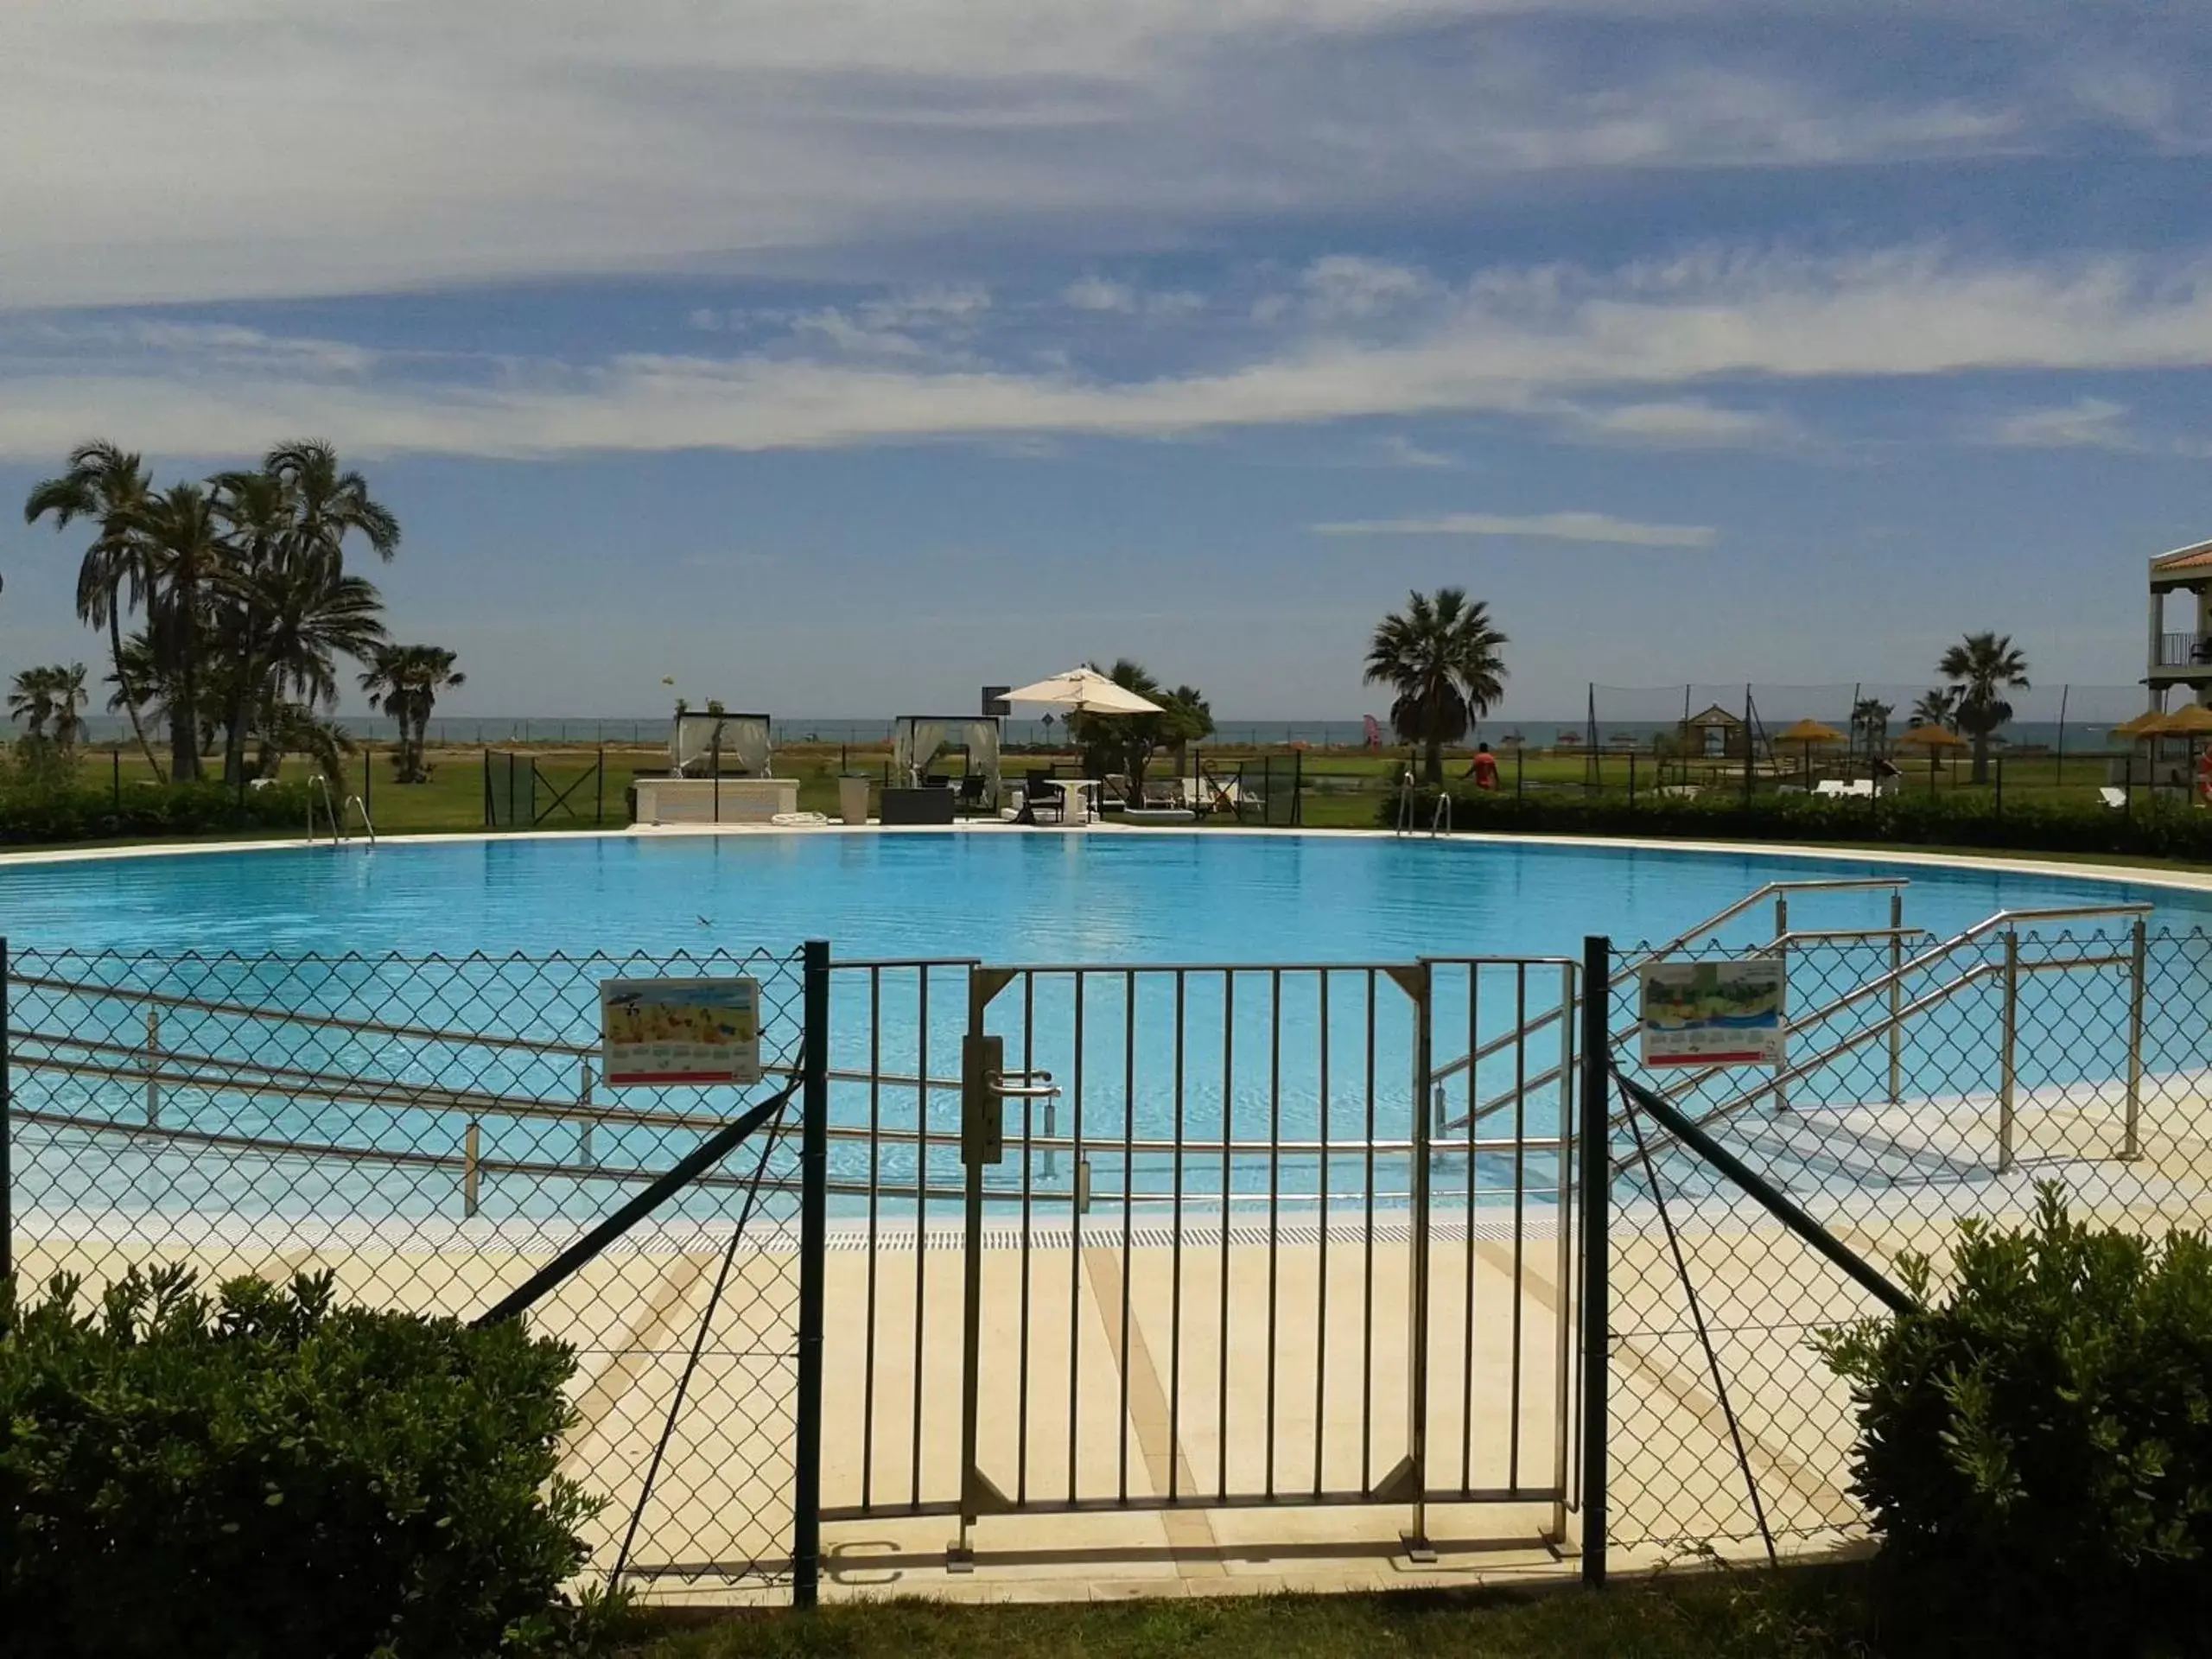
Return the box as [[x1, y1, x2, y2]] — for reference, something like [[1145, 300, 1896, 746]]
[[1394, 771, 1451, 837], [308, 774, 378, 845]]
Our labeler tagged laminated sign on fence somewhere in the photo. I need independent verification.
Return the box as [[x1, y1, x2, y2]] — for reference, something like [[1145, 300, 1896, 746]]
[[600, 976, 762, 1085], [1637, 957, 1786, 1067]]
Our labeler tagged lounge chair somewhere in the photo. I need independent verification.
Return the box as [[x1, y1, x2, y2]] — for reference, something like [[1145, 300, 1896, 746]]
[[2100, 786, 2128, 810], [1812, 779, 1851, 798]]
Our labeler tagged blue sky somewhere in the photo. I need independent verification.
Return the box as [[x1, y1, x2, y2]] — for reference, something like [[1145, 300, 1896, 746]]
[[1, 0, 2208, 723]]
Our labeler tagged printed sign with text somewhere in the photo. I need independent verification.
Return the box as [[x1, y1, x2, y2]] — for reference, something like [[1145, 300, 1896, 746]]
[[600, 977, 762, 1086], [1637, 958, 1787, 1068]]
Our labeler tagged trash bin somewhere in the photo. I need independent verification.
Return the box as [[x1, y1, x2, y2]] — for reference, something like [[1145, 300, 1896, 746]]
[[838, 774, 870, 825]]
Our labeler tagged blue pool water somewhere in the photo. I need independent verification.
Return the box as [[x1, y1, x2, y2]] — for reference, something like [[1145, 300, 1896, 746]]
[[5, 832, 2203, 1229], [2, 831, 2202, 960]]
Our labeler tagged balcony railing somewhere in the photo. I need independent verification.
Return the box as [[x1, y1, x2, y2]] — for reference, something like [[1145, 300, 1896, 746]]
[[2154, 632, 2212, 669]]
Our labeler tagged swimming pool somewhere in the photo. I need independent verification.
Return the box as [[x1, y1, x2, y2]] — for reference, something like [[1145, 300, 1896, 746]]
[[3, 830, 2203, 959], [6, 831, 2205, 1231]]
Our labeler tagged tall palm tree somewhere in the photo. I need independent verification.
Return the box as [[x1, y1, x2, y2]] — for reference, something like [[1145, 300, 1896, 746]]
[[1363, 588, 1509, 785], [1160, 683, 1214, 780], [22, 441, 167, 779], [359, 644, 465, 783], [48, 663, 89, 753], [1938, 632, 2031, 785], [137, 483, 236, 780], [266, 439, 400, 570], [208, 466, 292, 785], [1071, 658, 1166, 788]]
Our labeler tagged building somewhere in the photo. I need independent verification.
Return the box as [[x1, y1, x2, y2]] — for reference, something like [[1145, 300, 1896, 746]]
[[2147, 538, 2212, 709]]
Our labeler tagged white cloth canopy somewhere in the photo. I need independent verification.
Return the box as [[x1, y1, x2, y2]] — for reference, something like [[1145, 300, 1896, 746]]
[[1001, 668, 1163, 716]]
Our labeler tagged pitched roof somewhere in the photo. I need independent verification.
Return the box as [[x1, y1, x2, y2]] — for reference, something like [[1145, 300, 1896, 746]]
[[1683, 703, 1743, 726], [2152, 539, 2212, 572]]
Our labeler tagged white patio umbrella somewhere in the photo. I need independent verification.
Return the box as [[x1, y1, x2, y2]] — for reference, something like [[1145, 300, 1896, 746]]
[[1001, 667, 1164, 716]]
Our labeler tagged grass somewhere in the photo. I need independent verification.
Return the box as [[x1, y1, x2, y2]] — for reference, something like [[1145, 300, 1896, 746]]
[[625, 1562, 1885, 1658], [46, 740, 2209, 881]]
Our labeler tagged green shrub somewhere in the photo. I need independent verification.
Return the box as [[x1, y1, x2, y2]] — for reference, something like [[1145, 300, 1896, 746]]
[[1817, 1189, 2212, 1653], [1378, 784, 2212, 861], [0, 1266, 603, 1658], [0, 779, 311, 844]]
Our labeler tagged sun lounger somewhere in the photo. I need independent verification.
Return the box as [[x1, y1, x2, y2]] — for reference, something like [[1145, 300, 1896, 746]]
[[2100, 786, 2128, 810]]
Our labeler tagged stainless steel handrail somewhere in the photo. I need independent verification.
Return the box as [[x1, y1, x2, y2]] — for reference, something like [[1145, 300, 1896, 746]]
[[1432, 877, 1911, 1092]]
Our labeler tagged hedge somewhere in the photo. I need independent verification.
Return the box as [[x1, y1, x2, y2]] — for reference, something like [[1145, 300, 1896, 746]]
[[0, 1267, 606, 1658], [1379, 785, 2212, 861], [1819, 1190, 2212, 1652], [0, 780, 312, 845]]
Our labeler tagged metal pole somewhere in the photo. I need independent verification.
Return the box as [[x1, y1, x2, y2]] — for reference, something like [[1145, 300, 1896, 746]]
[[2055, 683, 2069, 789], [1, 938, 10, 1282], [1887, 890, 1904, 1106], [2125, 917, 2146, 1160], [1772, 895, 1789, 1111], [146, 1009, 161, 1127], [596, 746, 606, 827], [1998, 931, 2018, 1173], [1402, 963, 1434, 1560], [1578, 935, 1611, 1588], [794, 939, 830, 1608], [463, 1119, 482, 1217], [1742, 683, 1754, 805], [112, 749, 121, 810]]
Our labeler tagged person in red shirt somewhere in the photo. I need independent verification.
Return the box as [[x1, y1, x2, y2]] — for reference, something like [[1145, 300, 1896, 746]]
[[2196, 746, 2211, 806], [1466, 742, 1500, 791]]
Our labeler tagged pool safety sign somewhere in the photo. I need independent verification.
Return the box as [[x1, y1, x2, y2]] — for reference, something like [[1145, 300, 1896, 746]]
[[1637, 958, 1787, 1068], [600, 977, 762, 1086]]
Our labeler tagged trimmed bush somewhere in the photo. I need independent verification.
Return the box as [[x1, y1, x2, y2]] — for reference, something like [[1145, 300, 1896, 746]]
[[0, 779, 312, 845], [1378, 784, 2212, 861], [0, 1266, 602, 1658], [1818, 1190, 2212, 1653]]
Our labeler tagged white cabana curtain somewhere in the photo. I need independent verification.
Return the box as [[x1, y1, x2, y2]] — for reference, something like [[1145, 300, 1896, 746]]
[[893, 716, 1001, 800], [893, 719, 949, 783], [672, 714, 773, 776]]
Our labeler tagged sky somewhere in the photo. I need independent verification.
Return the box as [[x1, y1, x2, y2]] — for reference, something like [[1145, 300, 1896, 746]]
[[1, 0, 2209, 724]]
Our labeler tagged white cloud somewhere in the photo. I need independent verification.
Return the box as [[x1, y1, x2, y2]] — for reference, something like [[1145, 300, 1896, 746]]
[[1985, 397, 2135, 448], [6, 246, 2212, 460], [1367, 435, 1459, 468], [0, 2, 2152, 308], [1312, 511, 1717, 547], [1300, 257, 1435, 321], [1558, 398, 1796, 445], [1064, 278, 1138, 314]]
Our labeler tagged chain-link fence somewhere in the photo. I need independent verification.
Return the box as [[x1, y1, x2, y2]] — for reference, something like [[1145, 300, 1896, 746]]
[[1598, 922, 2212, 1560], [3, 943, 820, 1599]]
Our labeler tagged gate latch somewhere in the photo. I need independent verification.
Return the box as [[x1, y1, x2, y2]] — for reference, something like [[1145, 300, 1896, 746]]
[[962, 1033, 1058, 1166]]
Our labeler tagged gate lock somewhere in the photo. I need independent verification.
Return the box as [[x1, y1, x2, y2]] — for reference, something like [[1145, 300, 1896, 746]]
[[961, 1033, 1058, 1166]]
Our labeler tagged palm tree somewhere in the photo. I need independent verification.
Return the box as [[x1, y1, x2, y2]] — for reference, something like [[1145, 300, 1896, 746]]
[[1938, 632, 2031, 785], [22, 441, 167, 779], [1071, 658, 1166, 789], [137, 482, 238, 780], [266, 439, 400, 569], [1910, 687, 1960, 733], [1850, 696, 1893, 756], [6, 664, 88, 757], [1363, 588, 1509, 785], [210, 460, 391, 783], [359, 644, 465, 782], [1160, 683, 1215, 780], [9, 665, 60, 740]]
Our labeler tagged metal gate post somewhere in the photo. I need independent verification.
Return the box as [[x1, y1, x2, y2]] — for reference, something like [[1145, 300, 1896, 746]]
[[1549, 960, 1575, 1548], [793, 940, 830, 1607], [1887, 891, 1904, 1105], [2124, 917, 2146, 1160], [1771, 895, 1789, 1112], [1998, 931, 2019, 1173], [1402, 961, 1435, 1561], [1578, 936, 1611, 1588]]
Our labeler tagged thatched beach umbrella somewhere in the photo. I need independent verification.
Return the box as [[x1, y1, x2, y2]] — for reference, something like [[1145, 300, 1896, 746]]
[[2139, 704, 2212, 795], [1773, 717, 1847, 787], [1896, 722, 1967, 790]]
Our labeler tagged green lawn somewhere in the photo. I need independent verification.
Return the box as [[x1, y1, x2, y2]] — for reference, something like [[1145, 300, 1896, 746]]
[[627, 1563, 1881, 1659]]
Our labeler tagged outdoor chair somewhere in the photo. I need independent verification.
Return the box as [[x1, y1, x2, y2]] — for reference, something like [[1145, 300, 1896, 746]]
[[2099, 786, 2128, 810], [957, 775, 988, 810]]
